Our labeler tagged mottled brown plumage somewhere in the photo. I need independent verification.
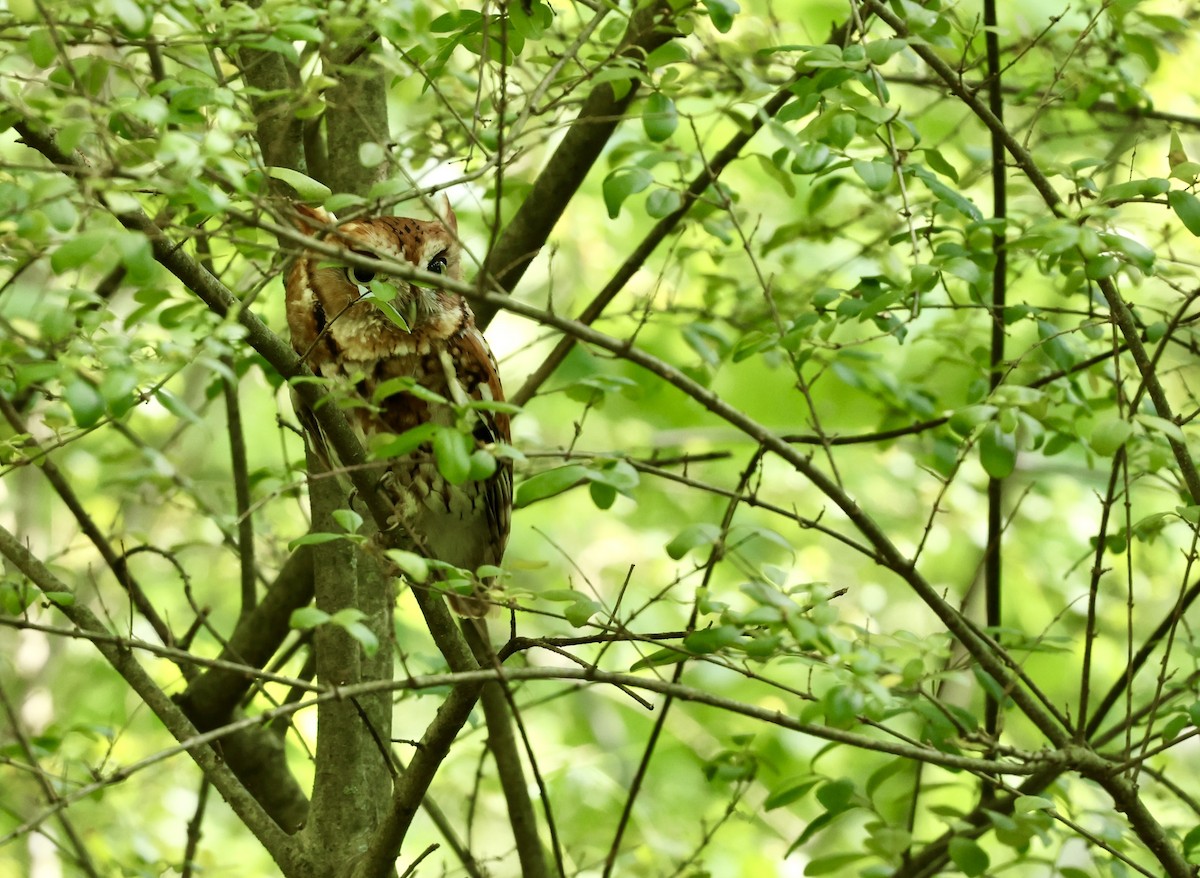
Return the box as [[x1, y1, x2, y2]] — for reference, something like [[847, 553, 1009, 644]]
[[285, 201, 509, 616]]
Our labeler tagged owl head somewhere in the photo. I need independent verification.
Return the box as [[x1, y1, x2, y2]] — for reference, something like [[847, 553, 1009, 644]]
[[286, 199, 468, 366]]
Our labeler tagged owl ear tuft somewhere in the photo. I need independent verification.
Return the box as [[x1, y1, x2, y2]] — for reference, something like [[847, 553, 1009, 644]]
[[434, 193, 457, 235], [293, 203, 337, 235]]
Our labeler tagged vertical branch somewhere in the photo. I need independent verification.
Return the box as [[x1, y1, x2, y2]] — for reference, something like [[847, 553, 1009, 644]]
[[225, 366, 257, 616], [1078, 453, 1125, 738], [321, 38, 389, 196], [305, 451, 392, 859], [237, 47, 307, 173], [983, 0, 1007, 744], [276, 29, 393, 869], [464, 624, 552, 878]]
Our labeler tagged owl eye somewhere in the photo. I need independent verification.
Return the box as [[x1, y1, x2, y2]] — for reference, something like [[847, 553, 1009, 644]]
[[346, 265, 376, 285], [427, 252, 448, 275], [345, 249, 376, 285]]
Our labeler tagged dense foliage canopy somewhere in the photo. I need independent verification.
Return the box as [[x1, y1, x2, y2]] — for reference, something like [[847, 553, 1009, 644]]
[[3, 0, 1200, 876]]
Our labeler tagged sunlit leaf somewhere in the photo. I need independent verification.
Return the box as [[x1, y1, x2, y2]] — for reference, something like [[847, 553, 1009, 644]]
[[642, 92, 677, 142], [515, 465, 588, 507], [665, 523, 722, 560], [1168, 190, 1200, 235], [980, 421, 1016, 478], [432, 427, 473, 485], [602, 167, 653, 218], [947, 838, 989, 876], [266, 167, 332, 200]]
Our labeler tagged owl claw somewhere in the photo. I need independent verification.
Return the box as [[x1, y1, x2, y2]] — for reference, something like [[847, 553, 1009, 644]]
[[375, 470, 402, 504]]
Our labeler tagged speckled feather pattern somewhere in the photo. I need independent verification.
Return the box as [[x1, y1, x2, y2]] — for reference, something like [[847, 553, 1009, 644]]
[[286, 205, 510, 616]]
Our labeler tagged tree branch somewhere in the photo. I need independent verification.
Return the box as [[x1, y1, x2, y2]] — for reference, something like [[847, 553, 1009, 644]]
[[478, 0, 683, 326], [0, 524, 303, 873]]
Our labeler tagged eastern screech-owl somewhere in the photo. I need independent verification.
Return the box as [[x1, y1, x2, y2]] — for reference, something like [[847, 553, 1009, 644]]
[[285, 200, 509, 616]]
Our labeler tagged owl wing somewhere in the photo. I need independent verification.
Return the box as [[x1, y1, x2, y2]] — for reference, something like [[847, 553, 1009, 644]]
[[457, 325, 512, 559]]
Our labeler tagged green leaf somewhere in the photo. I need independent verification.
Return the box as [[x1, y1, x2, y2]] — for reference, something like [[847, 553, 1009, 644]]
[[602, 167, 653, 218], [330, 608, 366, 626], [683, 626, 741, 654], [1084, 254, 1120, 279], [290, 607, 331, 629], [921, 147, 959, 182], [1168, 190, 1200, 235], [979, 421, 1016, 478], [358, 142, 385, 168], [339, 620, 379, 657], [815, 778, 855, 812], [287, 532, 347, 550], [643, 92, 678, 142], [589, 480, 617, 509], [912, 167, 982, 220], [1090, 418, 1133, 456], [43, 591, 75, 607], [646, 42, 689, 69], [29, 28, 56, 68], [50, 231, 111, 273], [368, 297, 412, 332], [109, 0, 148, 35], [371, 376, 448, 406], [804, 853, 867, 875], [432, 427, 473, 485], [630, 648, 689, 671], [1177, 505, 1200, 524], [701, 0, 739, 32], [764, 776, 819, 810], [1036, 319, 1075, 370], [947, 837, 989, 876], [369, 423, 438, 458], [153, 388, 202, 425], [465, 399, 522, 416], [665, 523, 721, 560], [1013, 795, 1054, 814], [589, 65, 641, 100], [646, 188, 683, 218], [948, 404, 997, 437], [1103, 232, 1155, 271], [564, 596, 603, 627], [467, 449, 497, 481], [1134, 414, 1185, 443], [865, 38, 909, 65], [1171, 130, 1191, 167], [266, 167, 332, 201], [515, 465, 588, 507], [63, 379, 105, 428], [852, 158, 893, 191], [332, 509, 363, 533], [387, 550, 429, 582]]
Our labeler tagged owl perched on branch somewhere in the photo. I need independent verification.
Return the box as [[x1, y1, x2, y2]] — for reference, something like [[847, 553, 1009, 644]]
[[285, 199, 510, 616]]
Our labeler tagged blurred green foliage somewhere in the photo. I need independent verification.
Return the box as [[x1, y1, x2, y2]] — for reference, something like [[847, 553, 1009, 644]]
[[3, 0, 1200, 875]]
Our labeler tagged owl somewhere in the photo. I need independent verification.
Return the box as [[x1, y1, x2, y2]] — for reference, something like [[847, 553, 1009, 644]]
[[285, 200, 510, 616]]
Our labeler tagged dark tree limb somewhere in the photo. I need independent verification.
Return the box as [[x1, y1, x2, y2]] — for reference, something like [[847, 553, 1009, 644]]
[[510, 14, 860, 405], [477, 0, 683, 327]]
